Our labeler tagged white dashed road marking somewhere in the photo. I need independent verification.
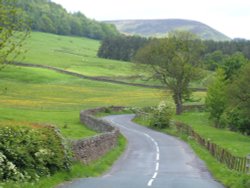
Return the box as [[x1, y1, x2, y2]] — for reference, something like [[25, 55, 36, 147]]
[[144, 133, 160, 187], [109, 119, 160, 187]]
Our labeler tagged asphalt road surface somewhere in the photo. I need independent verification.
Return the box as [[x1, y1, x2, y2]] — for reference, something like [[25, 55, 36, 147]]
[[59, 114, 224, 188]]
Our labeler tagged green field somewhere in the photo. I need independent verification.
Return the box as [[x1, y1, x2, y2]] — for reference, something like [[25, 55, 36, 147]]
[[1, 32, 207, 140], [18, 32, 141, 78], [15, 32, 209, 87], [0, 65, 163, 139]]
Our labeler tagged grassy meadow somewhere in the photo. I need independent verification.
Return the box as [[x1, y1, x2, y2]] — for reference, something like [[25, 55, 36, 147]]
[[16, 32, 209, 87], [0, 65, 163, 139], [1, 32, 206, 140], [19, 32, 141, 78]]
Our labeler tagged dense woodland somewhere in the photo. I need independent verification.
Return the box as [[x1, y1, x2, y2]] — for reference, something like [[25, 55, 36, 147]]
[[15, 0, 119, 39], [98, 36, 149, 61], [98, 35, 250, 63]]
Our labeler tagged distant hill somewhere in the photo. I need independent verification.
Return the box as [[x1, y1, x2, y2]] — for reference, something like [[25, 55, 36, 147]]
[[105, 19, 231, 41]]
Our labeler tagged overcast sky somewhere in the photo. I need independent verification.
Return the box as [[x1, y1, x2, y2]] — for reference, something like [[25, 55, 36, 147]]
[[52, 0, 250, 39]]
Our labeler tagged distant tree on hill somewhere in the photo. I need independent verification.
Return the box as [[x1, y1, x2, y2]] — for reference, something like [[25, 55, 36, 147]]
[[0, 0, 30, 67], [134, 31, 205, 114]]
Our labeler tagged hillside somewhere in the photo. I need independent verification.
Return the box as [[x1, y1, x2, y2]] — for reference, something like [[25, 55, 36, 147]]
[[105, 19, 231, 41], [1, 32, 163, 139], [16, 0, 119, 39]]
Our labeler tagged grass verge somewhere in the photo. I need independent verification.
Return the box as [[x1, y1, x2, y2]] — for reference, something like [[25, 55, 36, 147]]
[[1, 134, 127, 188]]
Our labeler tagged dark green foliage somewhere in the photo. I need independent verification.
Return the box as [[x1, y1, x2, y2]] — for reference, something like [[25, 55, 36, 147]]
[[0, 123, 71, 182], [225, 63, 250, 135], [203, 50, 225, 71], [205, 69, 227, 127], [204, 40, 250, 60], [206, 61, 250, 135], [203, 51, 249, 79], [15, 0, 119, 39], [222, 52, 249, 80], [98, 35, 149, 61], [222, 108, 250, 135]]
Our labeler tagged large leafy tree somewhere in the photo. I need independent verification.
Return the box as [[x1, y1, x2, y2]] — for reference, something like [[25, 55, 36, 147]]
[[134, 31, 204, 114], [0, 0, 29, 66]]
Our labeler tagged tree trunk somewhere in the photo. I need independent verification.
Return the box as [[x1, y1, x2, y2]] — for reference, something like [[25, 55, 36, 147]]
[[173, 93, 183, 115], [176, 99, 183, 115]]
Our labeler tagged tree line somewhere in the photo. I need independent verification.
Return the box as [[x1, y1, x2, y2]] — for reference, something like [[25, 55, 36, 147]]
[[98, 35, 149, 61], [98, 35, 250, 63], [15, 0, 119, 40]]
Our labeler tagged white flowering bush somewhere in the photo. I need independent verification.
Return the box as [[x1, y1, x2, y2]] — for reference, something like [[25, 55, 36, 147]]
[[0, 123, 71, 182], [150, 100, 176, 129], [0, 152, 25, 181]]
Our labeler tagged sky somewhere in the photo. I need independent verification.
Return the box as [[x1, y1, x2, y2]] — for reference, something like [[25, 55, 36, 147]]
[[52, 0, 250, 40]]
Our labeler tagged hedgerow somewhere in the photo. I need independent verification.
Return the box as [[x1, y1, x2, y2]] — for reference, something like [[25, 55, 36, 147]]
[[0, 122, 71, 182]]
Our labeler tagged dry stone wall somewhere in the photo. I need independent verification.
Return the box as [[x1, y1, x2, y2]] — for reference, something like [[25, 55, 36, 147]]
[[72, 107, 124, 164]]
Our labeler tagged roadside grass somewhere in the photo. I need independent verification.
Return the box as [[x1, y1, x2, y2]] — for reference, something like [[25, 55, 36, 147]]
[[133, 112, 250, 188], [189, 140, 250, 188], [174, 112, 250, 157], [1, 134, 127, 188]]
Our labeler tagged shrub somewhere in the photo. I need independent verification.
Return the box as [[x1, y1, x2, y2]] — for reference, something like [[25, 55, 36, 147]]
[[221, 108, 250, 135], [0, 152, 24, 181], [0, 123, 71, 182], [205, 69, 227, 127], [150, 100, 176, 129]]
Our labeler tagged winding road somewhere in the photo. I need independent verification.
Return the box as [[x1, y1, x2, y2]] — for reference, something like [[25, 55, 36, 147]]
[[59, 115, 224, 188]]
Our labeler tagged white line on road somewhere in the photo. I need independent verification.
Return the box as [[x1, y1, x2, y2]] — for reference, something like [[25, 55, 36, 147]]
[[147, 179, 154, 186], [152, 172, 158, 179], [144, 133, 160, 187], [108, 118, 160, 187], [155, 162, 159, 171], [156, 153, 160, 161]]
